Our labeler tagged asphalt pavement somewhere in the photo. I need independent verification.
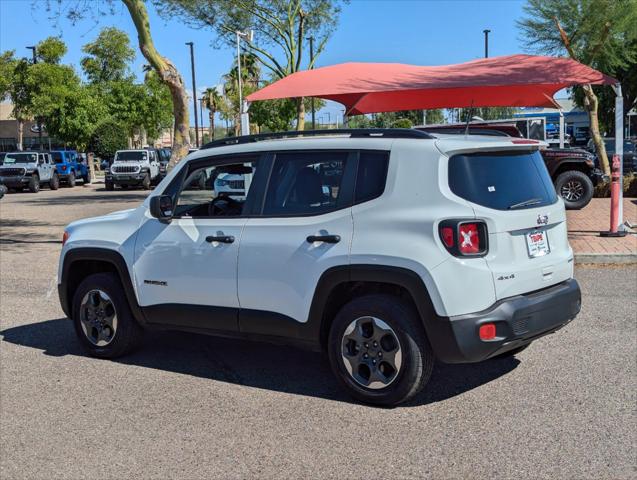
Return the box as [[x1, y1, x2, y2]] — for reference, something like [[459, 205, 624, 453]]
[[1, 185, 635, 479]]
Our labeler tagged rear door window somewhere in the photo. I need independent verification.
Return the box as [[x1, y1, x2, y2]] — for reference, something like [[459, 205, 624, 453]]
[[262, 151, 355, 216], [448, 150, 557, 210]]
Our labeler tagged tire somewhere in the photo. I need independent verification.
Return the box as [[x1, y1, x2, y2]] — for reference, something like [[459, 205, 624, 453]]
[[49, 173, 59, 190], [141, 173, 151, 190], [82, 173, 91, 184], [327, 294, 434, 406], [554, 170, 593, 210], [28, 174, 40, 193], [105, 180, 114, 191], [72, 272, 143, 358], [493, 343, 530, 359], [66, 171, 76, 187]]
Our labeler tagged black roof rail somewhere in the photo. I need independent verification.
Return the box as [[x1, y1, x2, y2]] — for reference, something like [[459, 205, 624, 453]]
[[200, 128, 434, 150]]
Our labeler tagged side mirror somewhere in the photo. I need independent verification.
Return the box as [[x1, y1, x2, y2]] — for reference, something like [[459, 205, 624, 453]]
[[150, 195, 173, 222]]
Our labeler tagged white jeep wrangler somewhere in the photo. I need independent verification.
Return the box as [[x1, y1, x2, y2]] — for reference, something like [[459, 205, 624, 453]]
[[105, 149, 160, 190], [58, 129, 581, 406], [0, 151, 59, 192]]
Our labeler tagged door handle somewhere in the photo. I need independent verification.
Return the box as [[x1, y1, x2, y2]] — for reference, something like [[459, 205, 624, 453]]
[[306, 234, 341, 244], [206, 235, 235, 244]]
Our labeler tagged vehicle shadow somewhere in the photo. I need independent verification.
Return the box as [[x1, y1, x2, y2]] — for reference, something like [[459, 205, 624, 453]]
[[0, 318, 519, 408]]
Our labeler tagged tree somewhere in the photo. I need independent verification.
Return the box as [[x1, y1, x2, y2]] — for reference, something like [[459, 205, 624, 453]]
[[156, 0, 346, 130], [89, 119, 129, 158], [36, 36, 67, 64], [44, 0, 191, 167], [518, 0, 637, 175], [81, 27, 135, 83], [0, 50, 16, 101], [202, 87, 223, 139]]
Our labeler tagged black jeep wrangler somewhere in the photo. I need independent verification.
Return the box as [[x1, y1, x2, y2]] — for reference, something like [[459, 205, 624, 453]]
[[417, 123, 602, 210]]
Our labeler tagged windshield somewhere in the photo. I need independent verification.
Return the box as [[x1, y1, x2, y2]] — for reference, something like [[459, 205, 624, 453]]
[[3, 153, 38, 164], [603, 140, 635, 153], [115, 151, 147, 161], [448, 150, 557, 210]]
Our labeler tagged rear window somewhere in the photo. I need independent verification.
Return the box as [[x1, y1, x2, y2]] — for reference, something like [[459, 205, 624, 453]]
[[51, 152, 63, 163], [448, 151, 557, 210]]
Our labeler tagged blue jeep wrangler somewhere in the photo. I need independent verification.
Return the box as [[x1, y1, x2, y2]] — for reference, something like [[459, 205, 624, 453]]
[[51, 150, 90, 187]]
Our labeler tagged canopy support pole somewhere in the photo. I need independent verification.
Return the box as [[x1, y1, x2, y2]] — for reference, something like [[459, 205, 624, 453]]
[[559, 108, 565, 148], [612, 83, 625, 231]]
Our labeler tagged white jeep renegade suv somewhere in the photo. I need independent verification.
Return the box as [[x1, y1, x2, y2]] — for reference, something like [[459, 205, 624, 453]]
[[58, 129, 581, 406]]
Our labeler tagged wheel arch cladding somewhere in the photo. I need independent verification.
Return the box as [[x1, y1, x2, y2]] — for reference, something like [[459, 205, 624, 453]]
[[60, 248, 146, 325], [310, 265, 439, 351]]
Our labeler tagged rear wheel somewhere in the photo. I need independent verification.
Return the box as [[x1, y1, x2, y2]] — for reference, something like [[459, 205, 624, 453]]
[[555, 170, 593, 210], [49, 173, 59, 190], [28, 174, 40, 193], [66, 171, 76, 187], [82, 173, 91, 184], [72, 272, 143, 358], [328, 294, 434, 406]]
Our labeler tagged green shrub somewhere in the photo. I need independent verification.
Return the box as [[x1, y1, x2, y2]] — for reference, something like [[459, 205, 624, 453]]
[[593, 173, 637, 197]]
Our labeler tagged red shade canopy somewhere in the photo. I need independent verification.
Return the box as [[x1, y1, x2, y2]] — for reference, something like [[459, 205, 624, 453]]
[[247, 54, 617, 115]]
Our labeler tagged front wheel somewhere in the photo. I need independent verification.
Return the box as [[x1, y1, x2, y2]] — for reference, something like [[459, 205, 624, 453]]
[[66, 171, 76, 187], [105, 180, 114, 191], [72, 272, 143, 358], [141, 173, 151, 190], [555, 170, 594, 210], [28, 174, 40, 193], [327, 294, 434, 406], [49, 173, 59, 190]]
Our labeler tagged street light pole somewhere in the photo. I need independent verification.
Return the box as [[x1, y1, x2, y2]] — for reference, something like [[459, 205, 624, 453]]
[[483, 29, 491, 58], [199, 96, 205, 143], [26, 46, 43, 151], [186, 42, 199, 148], [307, 36, 316, 129]]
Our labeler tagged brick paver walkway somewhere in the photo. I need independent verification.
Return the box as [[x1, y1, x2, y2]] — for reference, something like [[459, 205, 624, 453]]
[[566, 198, 637, 256]]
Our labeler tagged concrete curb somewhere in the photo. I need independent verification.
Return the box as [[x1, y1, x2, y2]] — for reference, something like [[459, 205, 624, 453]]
[[575, 253, 637, 264]]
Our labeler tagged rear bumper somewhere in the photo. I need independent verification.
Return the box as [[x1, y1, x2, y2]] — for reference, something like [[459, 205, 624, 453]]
[[428, 279, 581, 363]]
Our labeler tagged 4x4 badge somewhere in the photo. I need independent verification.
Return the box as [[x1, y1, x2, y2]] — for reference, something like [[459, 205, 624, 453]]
[[537, 214, 549, 225]]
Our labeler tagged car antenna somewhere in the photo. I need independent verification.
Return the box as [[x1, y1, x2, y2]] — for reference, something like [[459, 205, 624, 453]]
[[464, 100, 474, 136]]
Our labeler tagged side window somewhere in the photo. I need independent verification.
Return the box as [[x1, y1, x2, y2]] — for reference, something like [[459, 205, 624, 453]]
[[262, 152, 351, 216], [354, 151, 389, 204], [173, 159, 259, 218]]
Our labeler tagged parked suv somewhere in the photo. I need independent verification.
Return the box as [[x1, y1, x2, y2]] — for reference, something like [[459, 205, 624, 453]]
[[51, 150, 89, 187], [0, 151, 59, 192], [58, 129, 581, 406], [418, 124, 602, 209], [105, 149, 161, 190]]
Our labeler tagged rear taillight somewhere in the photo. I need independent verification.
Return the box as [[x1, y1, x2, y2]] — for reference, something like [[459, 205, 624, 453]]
[[62, 231, 69, 246], [438, 220, 488, 257]]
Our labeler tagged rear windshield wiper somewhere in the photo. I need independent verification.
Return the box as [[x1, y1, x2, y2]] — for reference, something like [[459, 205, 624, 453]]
[[508, 198, 543, 210]]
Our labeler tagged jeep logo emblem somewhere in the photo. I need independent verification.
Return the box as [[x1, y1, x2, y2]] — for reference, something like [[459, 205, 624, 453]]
[[537, 214, 549, 225]]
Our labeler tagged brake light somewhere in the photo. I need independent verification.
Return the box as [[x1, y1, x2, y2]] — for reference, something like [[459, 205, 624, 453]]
[[62, 231, 69, 246], [458, 223, 480, 254], [438, 220, 488, 257]]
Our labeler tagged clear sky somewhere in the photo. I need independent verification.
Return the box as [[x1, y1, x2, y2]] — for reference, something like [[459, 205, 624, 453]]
[[0, 0, 529, 127]]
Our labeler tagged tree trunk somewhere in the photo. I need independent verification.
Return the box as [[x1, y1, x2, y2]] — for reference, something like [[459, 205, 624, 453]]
[[123, 0, 190, 169], [553, 17, 610, 175], [209, 110, 214, 139], [87, 152, 96, 181], [16, 120, 23, 151], [296, 97, 305, 131], [582, 85, 611, 175]]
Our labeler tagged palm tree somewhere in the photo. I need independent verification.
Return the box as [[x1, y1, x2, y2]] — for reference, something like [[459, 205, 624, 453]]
[[202, 87, 223, 140]]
